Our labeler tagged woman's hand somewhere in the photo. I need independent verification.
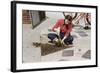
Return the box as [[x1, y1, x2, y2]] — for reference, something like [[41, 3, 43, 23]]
[[61, 34, 68, 45], [54, 27, 60, 35]]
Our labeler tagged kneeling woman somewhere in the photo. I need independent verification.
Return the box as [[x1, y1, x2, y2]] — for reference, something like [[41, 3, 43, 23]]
[[48, 15, 74, 45]]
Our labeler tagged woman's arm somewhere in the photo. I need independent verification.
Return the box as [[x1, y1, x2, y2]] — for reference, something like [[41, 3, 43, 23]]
[[61, 24, 72, 43], [52, 19, 62, 31]]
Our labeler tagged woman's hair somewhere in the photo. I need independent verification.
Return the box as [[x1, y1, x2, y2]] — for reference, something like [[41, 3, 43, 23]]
[[65, 15, 73, 21]]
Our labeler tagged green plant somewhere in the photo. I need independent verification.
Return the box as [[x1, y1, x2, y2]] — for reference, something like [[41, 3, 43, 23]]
[[55, 39, 64, 47]]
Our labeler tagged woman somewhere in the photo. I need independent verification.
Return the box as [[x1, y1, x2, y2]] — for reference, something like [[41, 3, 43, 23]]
[[48, 15, 74, 45]]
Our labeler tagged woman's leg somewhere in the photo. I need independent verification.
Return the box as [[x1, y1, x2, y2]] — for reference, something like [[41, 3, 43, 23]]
[[60, 32, 65, 39], [64, 35, 74, 45], [48, 33, 58, 42]]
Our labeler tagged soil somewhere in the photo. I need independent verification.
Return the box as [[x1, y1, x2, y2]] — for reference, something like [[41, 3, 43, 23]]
[[33, 42, 73, 56]]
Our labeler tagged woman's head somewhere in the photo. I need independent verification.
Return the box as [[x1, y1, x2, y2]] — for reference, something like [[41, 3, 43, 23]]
[[64, 15, 72, 24]]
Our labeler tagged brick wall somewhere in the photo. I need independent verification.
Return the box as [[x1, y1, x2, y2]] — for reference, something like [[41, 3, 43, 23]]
[[22, 10, 32, 24]]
